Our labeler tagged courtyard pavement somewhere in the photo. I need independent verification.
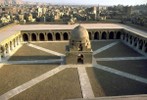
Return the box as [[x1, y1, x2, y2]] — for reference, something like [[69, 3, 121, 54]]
[[0, 41, 147, 100]]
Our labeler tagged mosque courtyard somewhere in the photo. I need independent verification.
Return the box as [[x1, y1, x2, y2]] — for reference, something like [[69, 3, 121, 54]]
[[0, 40, 147, 100]]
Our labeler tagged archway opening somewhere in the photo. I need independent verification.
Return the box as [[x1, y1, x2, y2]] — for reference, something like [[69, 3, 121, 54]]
[[116, 32, 121, 39], [139, 40, 143, 50], [122, 33, 125, 40], [16, 37, 19, 45], [40, 33, 45, 41], [10, 41, 13, 50], [134, 38, 137, 47], [48, 33, 53, 41], [63, 32, 68, 40], [0, 47, 4, 57], [88, 32, 92, 40], [78, 44, 83, 51], [23, 34, 28, 41], [94, 32, 99, 40], [32, 33, 37, 41], [56, 33, 61, 40], [13, 39, 16, 47], [77, 54, 84, 64], [145, 43, 147, 53], [130, 36, 133, 44], [109, 32, 114, 39], [102, 32, 107, 39], [126, 34, 129, 42], [5, 44, 8, 53]]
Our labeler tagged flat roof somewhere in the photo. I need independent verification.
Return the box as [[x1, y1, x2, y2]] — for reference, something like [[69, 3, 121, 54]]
[[0, 23, 146, 43]]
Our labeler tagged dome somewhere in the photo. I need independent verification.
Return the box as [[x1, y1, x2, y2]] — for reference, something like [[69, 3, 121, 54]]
[[71, 25, 89, 41]]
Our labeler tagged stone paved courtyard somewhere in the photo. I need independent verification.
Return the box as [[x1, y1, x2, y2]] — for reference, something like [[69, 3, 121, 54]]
[[0, 40, 147, 100]]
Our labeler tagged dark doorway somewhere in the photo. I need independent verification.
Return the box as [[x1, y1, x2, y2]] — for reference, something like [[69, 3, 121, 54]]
[[116, 32, 121, 39], [77, 54, 84, 64], [134, 38, 137, 47], [23, 34, 28, 41], [109, 32, 114, 39], [56, 33, 61, 40], [48, 33, 53, 41], [79, 44, 83, 51], [40, 33, 45, 41], [102, 32, 107, 39], [5, 44, 8, 53], [94, 32, 99, 40], [130, 36, 133, 44], [139, 40, 143, 50], [145, 43, 147, 53], [63, 32, 68, 40], [32, 33, 37, 41]]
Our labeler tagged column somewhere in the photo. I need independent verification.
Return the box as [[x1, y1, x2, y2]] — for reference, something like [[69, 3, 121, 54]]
[[120, 34, 123, 40], [44, 33, 48, 41], [37, 34, 40, 41], [99, 33, 102, 40], [114, 32, 117, 39], [60, 33, 63, 41], [29, 34, 31, 41], [4, 49, 7, 57], [91, 32, 94, 40], [132, 38, 134, 46], [142, 44, 146, 53], [52, 33, 56, 41], [8, 46, 11, 54], [15, 39, 17, 47], [136, 41, 139, 49]]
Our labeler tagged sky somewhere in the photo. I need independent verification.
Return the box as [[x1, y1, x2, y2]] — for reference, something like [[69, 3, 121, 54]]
[[24, 0, 147, 6]]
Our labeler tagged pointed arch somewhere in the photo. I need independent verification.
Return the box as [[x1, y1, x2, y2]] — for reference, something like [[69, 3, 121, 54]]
[[23, 34, 28, 41], [10, 41, 13, 50], [134, 37, 137, 47], [63, 32, 69, 40], [102, 32, 107, 39], [48, 33, 53, 41], [56, 33, 61, 40], [5, 43, 9, 53], [145, 43, 147, 53], [139, 40, 143, 50], [116, 31, 121, 39], [94, 32, 99, 40], [109, 31, 114, 39], [40, 33, 45, 41], [32, 33, 37, 41]]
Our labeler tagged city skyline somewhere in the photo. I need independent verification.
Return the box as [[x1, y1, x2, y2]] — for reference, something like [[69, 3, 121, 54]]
[[24, 0, 147, 6]]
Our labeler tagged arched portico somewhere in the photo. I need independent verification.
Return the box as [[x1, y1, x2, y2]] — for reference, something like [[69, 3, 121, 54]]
[[102, 32, 107, 39], [63, 32, 68, 40], [133, 37, 138, 47], [32, 33, 37, 41], [94, 32, 99, 40], [129, 36, 133, 44], [138, 40, 143, 50], [109, 31, 114, 39], [5, 44, 9, 54], [116, 32, 121, 39], [40, 33, 45, 41], [48, 33, 53, 41], [23, 34, 29, 41], [56, 33, 61, 40], [145, 43, 147, 53]]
